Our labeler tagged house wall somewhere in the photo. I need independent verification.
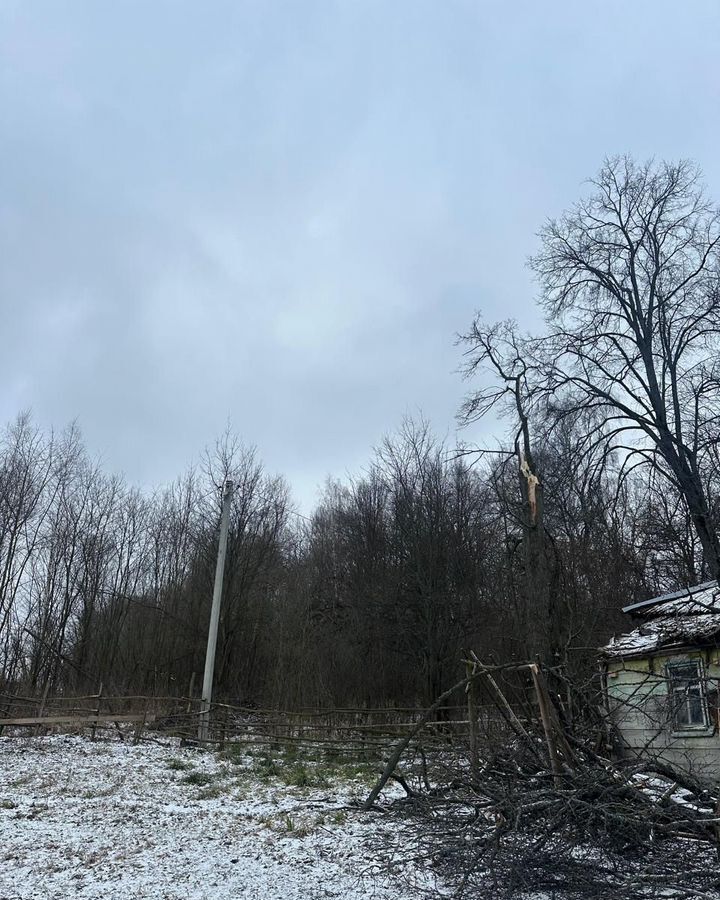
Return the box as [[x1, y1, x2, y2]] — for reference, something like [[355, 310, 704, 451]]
[[605, 649, 720, 782]]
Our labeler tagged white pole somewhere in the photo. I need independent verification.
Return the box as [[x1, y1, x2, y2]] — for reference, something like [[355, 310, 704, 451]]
[[198, 478, 234, 740]]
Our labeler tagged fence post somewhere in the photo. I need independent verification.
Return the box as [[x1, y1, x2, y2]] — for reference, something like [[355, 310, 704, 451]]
[[133, 696, 150, 746], [35, 679, 53, 737], [0, 694, 14, 736], [90, 682, 103, 742]]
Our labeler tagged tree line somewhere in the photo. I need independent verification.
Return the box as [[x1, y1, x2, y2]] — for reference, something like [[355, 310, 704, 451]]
[[0, 409, 699, 709], [1, 156, 719, 710]]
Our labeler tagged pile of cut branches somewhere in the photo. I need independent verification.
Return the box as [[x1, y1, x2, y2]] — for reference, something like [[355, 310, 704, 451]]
[[376, 740, 720, 898], [363, 663, 720, 899]]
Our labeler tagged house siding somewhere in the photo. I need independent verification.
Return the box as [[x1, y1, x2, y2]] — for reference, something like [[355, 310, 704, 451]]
[[606, 650, 720, 782]]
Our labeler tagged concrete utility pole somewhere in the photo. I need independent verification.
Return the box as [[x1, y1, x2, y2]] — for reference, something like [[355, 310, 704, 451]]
[[198, 478, 234, 740]]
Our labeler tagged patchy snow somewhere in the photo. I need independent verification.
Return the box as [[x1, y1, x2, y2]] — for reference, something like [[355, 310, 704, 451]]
[[624, 582, 720, 619], [602, 583, 720, 658], [602, 611, 720, 657], [0, 734, 444, 899], [631, 772, 708, 810]]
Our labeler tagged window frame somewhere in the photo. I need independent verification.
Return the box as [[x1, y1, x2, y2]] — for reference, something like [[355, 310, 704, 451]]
[[665, 658, 711, 735]]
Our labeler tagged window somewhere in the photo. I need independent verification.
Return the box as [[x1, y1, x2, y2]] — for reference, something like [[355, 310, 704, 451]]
[[667, 660, 708, 731]]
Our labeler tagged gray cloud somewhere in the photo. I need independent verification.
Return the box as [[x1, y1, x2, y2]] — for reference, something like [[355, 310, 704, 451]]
[[1, 0, 719, 508]]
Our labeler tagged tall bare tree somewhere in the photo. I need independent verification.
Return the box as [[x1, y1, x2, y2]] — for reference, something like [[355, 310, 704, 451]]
[[530, 157, 720, 577]]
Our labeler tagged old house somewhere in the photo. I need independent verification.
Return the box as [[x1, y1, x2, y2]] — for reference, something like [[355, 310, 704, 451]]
[[601, 580, 720, 781]]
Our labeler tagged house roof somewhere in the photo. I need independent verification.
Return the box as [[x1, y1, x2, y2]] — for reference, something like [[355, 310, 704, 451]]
[[602, 581, 720, 659], [622, 580, 718, 617]]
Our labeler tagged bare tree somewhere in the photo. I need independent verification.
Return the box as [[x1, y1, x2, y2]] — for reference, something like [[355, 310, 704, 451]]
[[0, 414, 58, 688], [459, 321, 559, 665], [530, 157, 720, 577]]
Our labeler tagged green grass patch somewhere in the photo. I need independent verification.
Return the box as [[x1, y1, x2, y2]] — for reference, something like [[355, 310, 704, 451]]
[[281, 742, 302, 764], [281, 813, 313, 837], [182, 771, 217, 786], [197, 784, 226, 800], [167, 757, 194, 771], [281, 761, 331, 789], [252, 754, 281, 780], [9, 775, 33, 788], [213, 739, 382, 790], [218, 742, 247, 764]]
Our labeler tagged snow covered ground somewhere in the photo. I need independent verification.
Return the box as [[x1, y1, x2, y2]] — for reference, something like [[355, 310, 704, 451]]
[[0, 733, 442, 899]]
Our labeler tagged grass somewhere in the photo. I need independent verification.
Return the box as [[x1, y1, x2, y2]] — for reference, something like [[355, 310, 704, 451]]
[[167, 757, 195, 771], [281, 743, 301, 765], [227, 742, 379, 790], [282, 761, 311, 787], [197, 784, 227, 800], [13, 802, 48, 820], [9, 774, 33, 788], [281, 761, 331, 789], [81, 783, 121, 799], [251, 753, 281, 780], [218, 743, 247, 765], [182, 770, 218, 787], [211, 739, 379, 802], [258, 811, 316, 838]]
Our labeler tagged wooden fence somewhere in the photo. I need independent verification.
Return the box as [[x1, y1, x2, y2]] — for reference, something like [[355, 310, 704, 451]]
[[0, 688, 513, 760]]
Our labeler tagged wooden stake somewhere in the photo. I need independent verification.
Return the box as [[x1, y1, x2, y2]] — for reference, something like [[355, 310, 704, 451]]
[[133, 697, 150, 745], [530, 664, 562, 785], [35, 679, 52, 737], [467, 652, 533, 743], [90, 682, 103, 742], [465, 657, 480, 778]]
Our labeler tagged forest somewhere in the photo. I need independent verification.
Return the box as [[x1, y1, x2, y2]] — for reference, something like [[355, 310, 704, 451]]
[[2, 156, 719, 713]]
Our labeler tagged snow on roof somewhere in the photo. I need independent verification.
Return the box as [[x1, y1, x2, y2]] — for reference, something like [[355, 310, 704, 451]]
[[622, 581, 719, 618], [602, 612, 720, 658], [602, 581, 720, 659]]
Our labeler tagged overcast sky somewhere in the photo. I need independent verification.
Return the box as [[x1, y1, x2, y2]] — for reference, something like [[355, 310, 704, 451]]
[[1, 1, 719, 510]]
